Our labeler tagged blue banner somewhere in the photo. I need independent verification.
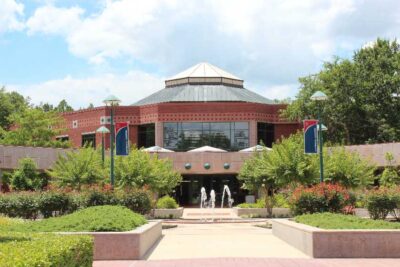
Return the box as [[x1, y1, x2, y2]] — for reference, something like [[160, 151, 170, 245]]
[[115, 122, 129, 156], [304, 120, 318, 154]]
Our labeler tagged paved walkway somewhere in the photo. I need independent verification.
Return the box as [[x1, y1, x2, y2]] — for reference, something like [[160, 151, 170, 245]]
[[144, 223, 307, 260], [181, 208, 238, 220], [94, 258, 400, 267]]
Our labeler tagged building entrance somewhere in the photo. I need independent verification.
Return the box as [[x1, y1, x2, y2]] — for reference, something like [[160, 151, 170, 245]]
[[175, 174, 245, 207]]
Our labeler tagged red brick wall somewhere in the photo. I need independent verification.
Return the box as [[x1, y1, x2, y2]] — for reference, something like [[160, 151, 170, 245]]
[[61, 102, 299, 148]]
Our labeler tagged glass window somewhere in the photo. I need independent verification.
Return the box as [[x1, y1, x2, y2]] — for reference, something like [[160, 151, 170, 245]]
[[257, 122, 274, 147], [82, 134, 96, 148], [163, 122, 249, 151], [138, 124, 155, 148]]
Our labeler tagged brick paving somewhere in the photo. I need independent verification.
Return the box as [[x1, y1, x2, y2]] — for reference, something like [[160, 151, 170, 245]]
[[94, 258, 400, 267]]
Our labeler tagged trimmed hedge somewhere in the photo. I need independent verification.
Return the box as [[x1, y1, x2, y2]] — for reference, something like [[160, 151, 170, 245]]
[[365, 187, 400, 220], [1, 206, 147, 232], [295, 212, 400, 229], [156, 195, 178, 209], [0, 190, 152, 219], [0, 232, 93, 267]]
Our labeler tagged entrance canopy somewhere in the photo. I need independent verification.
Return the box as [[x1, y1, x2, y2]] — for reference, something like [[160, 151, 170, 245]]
[[142, 146, 174, 152], [239, 145, 272, 152], [187, 146, 227, 153]]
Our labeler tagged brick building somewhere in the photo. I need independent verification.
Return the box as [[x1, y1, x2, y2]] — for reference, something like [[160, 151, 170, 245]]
[[59, 63, 300, 205]]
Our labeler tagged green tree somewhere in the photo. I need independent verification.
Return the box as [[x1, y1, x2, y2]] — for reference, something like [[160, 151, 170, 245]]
[[0, 87, 28, 130], [48, 147, 105, 190], [380, 152, 400, 186], [283, 38, 400, 145], [11, 158, 43, 191], [0, 108, 70, 148], [115, 147, 182, 197], [324, 147, 375, 188], [238, 133, 318, 215], [37, 100, 74, 113]]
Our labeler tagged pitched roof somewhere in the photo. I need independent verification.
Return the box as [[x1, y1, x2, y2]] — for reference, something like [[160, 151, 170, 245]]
[[133, 84, 274, 106], [168, 62, 241, 80]]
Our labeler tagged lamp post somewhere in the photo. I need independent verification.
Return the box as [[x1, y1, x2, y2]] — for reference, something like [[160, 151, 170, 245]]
[[103, 95, 121, 188], [310, 91, 328, 183], [96, 126, 110, 167]]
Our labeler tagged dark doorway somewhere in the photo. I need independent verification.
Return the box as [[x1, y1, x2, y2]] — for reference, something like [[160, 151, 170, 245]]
[[175, 175, 245, 207], [137, 123, 155, 148], [257, 122, 274, 147], [81, 133, 96, 148]]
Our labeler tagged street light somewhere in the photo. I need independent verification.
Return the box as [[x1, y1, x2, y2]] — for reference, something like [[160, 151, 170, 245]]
[[103, 95, 121, 188], [310, 91, 328, 183], [96, 126, 110, 167]]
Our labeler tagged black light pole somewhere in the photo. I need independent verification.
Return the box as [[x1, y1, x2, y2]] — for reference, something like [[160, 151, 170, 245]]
[[103, 95, 121, 188]]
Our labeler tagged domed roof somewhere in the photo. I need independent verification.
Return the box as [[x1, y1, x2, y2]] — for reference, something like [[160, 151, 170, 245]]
[[133, 62, 274, 106], [165, 62, 243, 87]]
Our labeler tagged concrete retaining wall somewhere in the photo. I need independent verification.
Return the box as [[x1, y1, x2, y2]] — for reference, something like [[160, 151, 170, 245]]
[[272, 219, 400, 258], [233, 207, 291, 218], [61, 220, 162, 260], [154, 207, 183, 219]]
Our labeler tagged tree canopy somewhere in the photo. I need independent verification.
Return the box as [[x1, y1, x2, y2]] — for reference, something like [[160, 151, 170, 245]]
[[0, 87, 28, 130], [283, 38, 400, 145]]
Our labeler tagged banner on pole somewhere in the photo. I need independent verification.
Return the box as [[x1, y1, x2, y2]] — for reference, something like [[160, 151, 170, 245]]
[[303, 119, 318, 154], [115, 122, 129, 156]]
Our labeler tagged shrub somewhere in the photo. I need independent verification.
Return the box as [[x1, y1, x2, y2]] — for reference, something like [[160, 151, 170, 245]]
[[365, 187, 399, 220], [120, 190, 152, 214], [39, 191, 70, 218], [156, 195, 178, 209], [0, 232, 93, 267], [290, 183, 351, 215], [11, 158, 43, 191], [2, 206, 147, 232], [0, 189, 153, 219], [237, 199, 265, 208], [295, 212, 400, 229]]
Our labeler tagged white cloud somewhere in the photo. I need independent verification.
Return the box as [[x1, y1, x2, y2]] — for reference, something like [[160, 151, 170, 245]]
[[261, 83, 298, 100], [26, 5, 84, 35], [8, 71, 164, 108], [21, 0, 400, 100], [0, 0, 24, 33]]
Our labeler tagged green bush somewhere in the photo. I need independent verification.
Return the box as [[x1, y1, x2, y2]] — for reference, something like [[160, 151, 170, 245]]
[[0, 232, 93, 267], [237, 199, 265, 208], [365, 187, 399, 220], [0, 189, 152, 219], [11, 158, 44, 191], [120, 190, 152, 214], [2, 206, 147, 232], [295, 212, 400, 229], [156, 195, 178, 209], [290, 183, 352, 215]]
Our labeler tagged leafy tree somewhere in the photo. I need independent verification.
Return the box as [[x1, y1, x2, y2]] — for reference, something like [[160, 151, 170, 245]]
[[11, 158, 43, 191], [37, 100, 74, 113], [0, 87, 28, 130], [283, 38, 400, 145], [48, 148, 105, 190], [115, 147, 182, 197], [0, 108, 70, 148], [380, 152, 400, 186], [324, 148, 375, 188], [238, 133, 318, 215]]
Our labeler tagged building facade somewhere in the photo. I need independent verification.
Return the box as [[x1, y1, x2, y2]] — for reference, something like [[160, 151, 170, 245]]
[[59, 63, 301, 205]]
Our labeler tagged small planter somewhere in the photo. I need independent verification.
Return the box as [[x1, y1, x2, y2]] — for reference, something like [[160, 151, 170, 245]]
[[233, 207, 292, 218], [154, 207, 184, 219], [60, 221, 162, 260], [272, 219, 400, 258]]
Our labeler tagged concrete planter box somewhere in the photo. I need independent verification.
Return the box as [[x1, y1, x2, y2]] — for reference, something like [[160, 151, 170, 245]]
[[61, 221, 162, 260], [154, 207, 183, 219], [272, 219, 400, 258], [233, 207, 291, 218]]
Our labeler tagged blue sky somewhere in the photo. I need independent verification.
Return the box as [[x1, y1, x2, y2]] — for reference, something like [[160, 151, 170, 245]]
[[1, 0, 400, 108]]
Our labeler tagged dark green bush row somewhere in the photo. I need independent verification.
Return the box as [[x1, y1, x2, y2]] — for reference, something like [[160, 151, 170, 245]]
[[0, 190, 152, 219], [365, 187, 400, 220], [0, 232, 92, 267], [1, 206, 147, 233]]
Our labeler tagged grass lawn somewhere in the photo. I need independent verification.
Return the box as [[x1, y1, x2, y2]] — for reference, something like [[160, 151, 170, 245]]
[[0, 205, 147, 232], [295, 212, 400, 229]]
